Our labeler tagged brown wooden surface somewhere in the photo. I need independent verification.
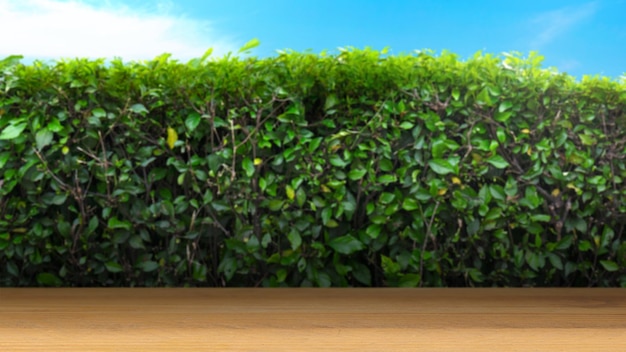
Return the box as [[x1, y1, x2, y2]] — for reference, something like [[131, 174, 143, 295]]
[[1, 288, 625, 351]]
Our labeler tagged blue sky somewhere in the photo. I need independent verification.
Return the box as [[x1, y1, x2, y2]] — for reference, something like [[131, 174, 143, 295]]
[[0, 0, 624, 79]]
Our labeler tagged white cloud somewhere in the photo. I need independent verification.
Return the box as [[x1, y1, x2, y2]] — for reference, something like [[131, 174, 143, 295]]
[[0, 0, 238, 61], [529, 2, 598, 48]]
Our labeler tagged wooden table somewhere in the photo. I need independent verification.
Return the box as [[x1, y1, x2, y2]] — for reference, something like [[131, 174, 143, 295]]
[[1, 288, 624, 351]]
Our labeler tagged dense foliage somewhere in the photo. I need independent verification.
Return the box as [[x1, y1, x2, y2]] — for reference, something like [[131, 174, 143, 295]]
[[1, 45, 626, 287]]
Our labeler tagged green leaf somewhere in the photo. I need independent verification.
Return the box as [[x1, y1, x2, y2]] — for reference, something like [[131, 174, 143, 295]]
[[308, 137, 323, 153], [199, 48, 214, 63], [242, 157, 255, 177], [129, 103, 148, 115], [6, 261, 19, 277], [546, 253, 563, 270], [494, 111, 513, 122], [328, 235, 365, 255], [348, 168, 367, 180], [129, 235, 145, 249], [50, 194, 68, 205], [556, 235, 573, 250], [366, 224, 382, 239], [207, 154, 221, 172], [381, 255, 400, 275], [378, 174, 397, 184], [399, 121, 414, 130], [600, 260, 619, 272], [476, 88, 493, 106], [47, 119, 63, 132], [185, 112, 202, 131], [498, 101, 513, 112], [370, 215, 387, 224], [352, 262, 372, 286], [428, 159, 455, 175], [138, 261, 159, 272], [0, 152, 10, 169], [496, 128, 506, 143], [57, 221, 71, 237], [398, 273, 421, 287], [324, 94, 338, 110], [287, 230, 302, 250], [467, 268, 484, 283], [504, 176, 518, 197], [36, 273, 62, 287], [484, 207, 502, 222], [578, 134, 597, 146], [268, 200, 284, 211], [329, 155, 348, 168], [218, 256, 237, 281], [192, 262, 208, 282], [35, 129, 54, 149], [379, 159, 393, 172], [296, 187, 307, 207], [397, 101, 406, 113], [451, 88, 460, 100], [379, 192, 396, 205], [579, 240, 592, 252], [105, 261, 123, 273], [431, 139, 447, 159], [488, 185, 506, 201], [107, 217, 131, 230], [402, 198, 419, 211], [275, 269, 287, 283], [238, 38, 260, 53], [530, 214, 551, 222], [525, 251, 545, 271], [92, 108, 106, 118], [321, 207, 333, 225], [486, 155, 509, 169], [0, 122, 27, 140]]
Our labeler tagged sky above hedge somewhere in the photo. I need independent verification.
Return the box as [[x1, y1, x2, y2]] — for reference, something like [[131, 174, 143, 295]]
[[0, 0, 624, 79]]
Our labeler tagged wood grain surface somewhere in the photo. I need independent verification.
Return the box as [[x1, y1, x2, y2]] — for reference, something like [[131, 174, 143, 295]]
[[1, 288, 624, 351]]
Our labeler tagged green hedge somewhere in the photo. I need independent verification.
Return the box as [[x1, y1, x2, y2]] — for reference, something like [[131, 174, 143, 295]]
[[1, 47, 626, 287]]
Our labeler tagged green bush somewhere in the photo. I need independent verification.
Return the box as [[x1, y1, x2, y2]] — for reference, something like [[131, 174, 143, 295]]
[[1, 47, 625, 287]]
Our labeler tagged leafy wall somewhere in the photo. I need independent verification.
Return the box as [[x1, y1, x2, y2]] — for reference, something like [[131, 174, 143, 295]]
[[1, 48, 625, 287]]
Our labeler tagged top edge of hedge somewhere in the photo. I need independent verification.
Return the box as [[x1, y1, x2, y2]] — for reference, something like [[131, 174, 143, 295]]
[[1, 47, 624, 83]]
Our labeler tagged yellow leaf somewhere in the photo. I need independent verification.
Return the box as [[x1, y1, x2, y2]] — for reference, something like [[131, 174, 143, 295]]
[[551, 188, 560, 197], [166, 127, 178, 149], [437, 188, 447, 196], [62, 146, 69, 155], [326, 219, 339, 228], [321, 184, 331, 193], [286, 185, 295, 200], [527, 147, 532, 156], [521, 128, 530, 134], [254, 158, 263, 166], [451, 177, 462, 185]]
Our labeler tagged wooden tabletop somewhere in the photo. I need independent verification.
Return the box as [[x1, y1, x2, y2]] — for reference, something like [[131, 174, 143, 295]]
[[1, 288, 624, 351]]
